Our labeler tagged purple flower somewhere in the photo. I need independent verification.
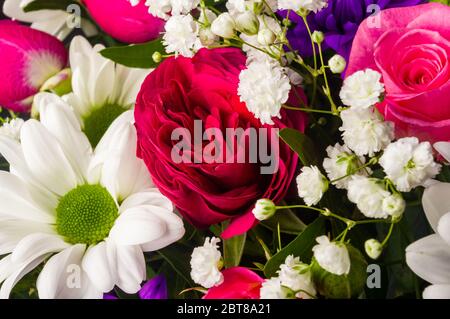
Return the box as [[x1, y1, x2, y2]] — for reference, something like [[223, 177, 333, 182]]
[[104, 275, 168, 299], [280, 0, 427, 61]]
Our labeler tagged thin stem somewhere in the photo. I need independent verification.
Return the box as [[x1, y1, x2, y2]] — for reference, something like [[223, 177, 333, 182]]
[[330, 160, 375, 184], [381, 222, 395, 247], [282, 104, 336, 115], [317, 42, 337, 114]]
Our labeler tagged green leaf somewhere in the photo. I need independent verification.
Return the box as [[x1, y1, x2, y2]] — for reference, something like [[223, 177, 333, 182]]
[[261, 206, 307, 235], [100, 39, 165, 69], [223, 232, 246, 268], [157, 244, 194, 286], [279, 128, 319, 166], [264, 217, 326, 277]]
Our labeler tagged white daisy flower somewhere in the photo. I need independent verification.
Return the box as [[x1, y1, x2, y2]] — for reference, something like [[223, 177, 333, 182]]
[[3, 0, 97, 40], [61, 36, 150, 147], [0, 98, 184, 299]]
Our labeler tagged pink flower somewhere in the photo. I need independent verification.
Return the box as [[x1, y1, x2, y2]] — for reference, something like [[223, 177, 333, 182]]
[[0, 20, 67, 112], [134, 48, 306, 238], [203, 267, 264, 299], [346, 3, 450, 143], [83, 0, 164, 43]]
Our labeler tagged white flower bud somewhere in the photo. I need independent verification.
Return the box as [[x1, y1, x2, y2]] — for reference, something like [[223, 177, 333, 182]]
[[199, 28, 218, 46], [235, 11, 260, 35], [257, 28, 276, 46], [211, 13, 236, 39], [382, 194, 405, 219], [328, 54, 346, 74], [252, 199, 276, 221], [365, 239, 383, 260], [311, 31, 324, 44]]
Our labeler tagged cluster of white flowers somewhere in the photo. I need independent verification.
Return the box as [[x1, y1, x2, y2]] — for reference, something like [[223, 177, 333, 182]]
[[163, 14, 202, 57], [278, 0, 328, 13], [0, 118, 24, 141], [296, 166, 328, 206], [260, 255, 316, 299], [312, 236, 350, 275], [190, 237, 224, 288]]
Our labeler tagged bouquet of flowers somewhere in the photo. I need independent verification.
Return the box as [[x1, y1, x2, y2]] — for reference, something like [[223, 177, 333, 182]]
[[0, 0, 449, 300]]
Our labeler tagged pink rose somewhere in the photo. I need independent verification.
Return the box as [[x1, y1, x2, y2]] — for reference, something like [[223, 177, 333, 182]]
[[203, 267, 263, 299], [135, 48, 306, 238], [0, 20, 67, 112], [347, 3, 450, 142], [83, 0, 164, 43]]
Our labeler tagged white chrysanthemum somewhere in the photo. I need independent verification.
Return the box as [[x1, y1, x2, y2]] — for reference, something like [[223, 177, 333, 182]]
[[296, 166, 328, 206], [340, 69, 384, 109], [312, 236, 350, 276], [0, 119, 25, 141], [278, 0, 328, 13], [3, 0, 97, 40], [380, 137, 441, 192], [163, 14, 203, 58], [260, 277, 292, 299], [347, 176, 391, 219], [278, 255, 316, 299], [322, 143, 370, 189], [190, 237, 224, 289], [59, 36, 150, 147], [238, 57, 291, 125], [0, 99, 185, 299], [340, 108, 394, 157], [144, 0, 199, 20]]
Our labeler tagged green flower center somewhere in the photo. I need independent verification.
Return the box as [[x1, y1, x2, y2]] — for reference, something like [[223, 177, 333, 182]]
[[56, 184, 118, 245], [83, 103, 128, 147]]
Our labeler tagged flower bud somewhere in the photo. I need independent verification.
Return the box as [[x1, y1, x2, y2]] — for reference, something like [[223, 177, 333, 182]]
[[257, 28, 276, 46], [211, 13, 236, 39], [365, 239, 383, 260], [199, 28, 218, 46], [311, 31, 324, 44], [382, 194, 405, 219], [40, 68, 72, 96], [328, 54, 346, 74], [152, 51, 162, 63], [235, 11, 260, 35], [252, 199, 276, 221]]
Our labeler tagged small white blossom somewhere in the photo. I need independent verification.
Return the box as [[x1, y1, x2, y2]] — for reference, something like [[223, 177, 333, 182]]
[[313, 236, 351, 276], [347, 176, 391, 219], [238, 57, 291, 125], [380, 137, 441, 192], [365, 239, 383, 260], [382, 194, 405, 219], [278, 255, 316, 299], [211, 13, 236, 39], [235, 11, 260, 35], [0, 118, 24, 141], [145, 0, 200, 20], [296, 166, 328, 206], [260, 277, 292, 299], [340, 107, 394, 157], [241, 15, 281, 61], [190, 237, 224, 288], [227, 0, 278, 16], [252, 199, 276, 221], [163, 14, 202, 57], [278, 0, 328, 13], [322, 143, 370, 189], [340, 69, 384, 109], [328, 54, 346, 74]]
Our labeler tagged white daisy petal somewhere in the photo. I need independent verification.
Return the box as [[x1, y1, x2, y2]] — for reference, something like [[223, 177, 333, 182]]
[[81, 241, 116, 292], [434, 142, 450, 163], [406, 234, 450, 285], [119, 190, 172, 214], [11, 233, 68, 265], [437, 212, 450, 246], [423, 284, 450, 299], [113, 244, 146, 294], [422, 182, 450, 232]]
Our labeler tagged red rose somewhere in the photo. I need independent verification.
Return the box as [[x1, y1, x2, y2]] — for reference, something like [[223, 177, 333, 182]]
[[135, 48, 306, 238]]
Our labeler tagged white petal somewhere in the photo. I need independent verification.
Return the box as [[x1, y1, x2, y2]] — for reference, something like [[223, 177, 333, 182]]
[[119, 190, 173, 214], [20, 120, 78, 196], [109, 206, 167, 246], [406, 234, 450, 284], [422, 182, 450, 232], [434, 142, 450, 163], [81, 241, 116, 292], [437, 212, 450, 246], [0, 255, 14, 284], [0, 171, 53, 223], [109, 244, 145, 294], [11, 233, 68, 265], [37, 244, 103, 299], [423, 284, 450, 299]]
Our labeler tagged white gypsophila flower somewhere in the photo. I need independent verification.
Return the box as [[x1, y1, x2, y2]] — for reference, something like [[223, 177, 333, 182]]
[[260, 277, 293, 299], [0, 99, 185, 299], [0, 119, 25, 141], [380, 137, 441, 192], [170, 0, 200, 16], [238, 57, 291, 125], [163, 14, 203, 58], [278, 255, 316, 299], [365, 239, 383, 260], [340, 69, 384, 109], [322, 143, 370, 189], [60, 36, 150, 147], [347, 176, 391, 219], [328, 54, 346, 74], [210, 12, 236, 39], [296, 166, 328, 206], [278, 0, 328, 13], [190, 237, 224, 289], [3, 0, 97, 40], [382, 194, 405, 219], [406, 181, 450, 299], [226, 0, 278, 16], [144, 0, 200, 20], [313, 236, 350, 276], [252, 199, 276, 221], [198, 9, 218, 46], [340, 107, 394, 157]]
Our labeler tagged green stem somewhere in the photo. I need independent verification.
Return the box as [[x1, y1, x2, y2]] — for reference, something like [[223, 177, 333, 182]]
[[381, 222, 396, 247], [282, 104, 336, 115], [317, 42, 338, 114]]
